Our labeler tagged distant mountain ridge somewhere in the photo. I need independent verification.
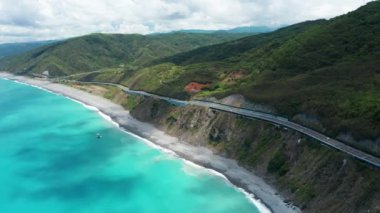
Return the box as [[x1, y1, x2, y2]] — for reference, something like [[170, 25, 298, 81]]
[[0, 32, 250, 76], [0, 25, 275, 60], [0, 40, 57, 59], [117, 1, 380, 146], [1, 1, 379, 148], [174, 25, 277, 34], [0, 3, 379, 212]]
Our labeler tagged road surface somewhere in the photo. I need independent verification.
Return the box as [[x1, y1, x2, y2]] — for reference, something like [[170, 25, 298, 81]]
[[55, 78, 380, 169]]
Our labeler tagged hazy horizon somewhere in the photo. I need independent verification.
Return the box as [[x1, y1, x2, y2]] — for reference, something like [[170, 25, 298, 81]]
[[0, 0, 374, 43]]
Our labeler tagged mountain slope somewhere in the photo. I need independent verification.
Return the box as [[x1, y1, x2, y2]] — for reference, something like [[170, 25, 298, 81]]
[[0, 40, 56, 59], [174, 25, 277, 34], [0, 32, 248, 76], [121, 1, 380, 151]]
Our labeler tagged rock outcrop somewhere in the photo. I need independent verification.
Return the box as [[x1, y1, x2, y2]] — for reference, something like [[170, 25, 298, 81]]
[[129, 95, 380, 213]]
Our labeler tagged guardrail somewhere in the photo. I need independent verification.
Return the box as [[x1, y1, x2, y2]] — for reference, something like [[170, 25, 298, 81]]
[[50, 78, 380, 169], [192, 98, 283, 117]]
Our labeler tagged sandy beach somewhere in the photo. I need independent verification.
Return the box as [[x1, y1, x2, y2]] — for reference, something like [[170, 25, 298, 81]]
[[0, 72, 299, 213]]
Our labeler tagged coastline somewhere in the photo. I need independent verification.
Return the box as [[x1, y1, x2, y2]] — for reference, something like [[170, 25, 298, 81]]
[[0, 72, 299, 213]]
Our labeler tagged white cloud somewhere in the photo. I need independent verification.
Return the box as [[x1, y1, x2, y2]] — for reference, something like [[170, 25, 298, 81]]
[[0, 0, 374, 43]]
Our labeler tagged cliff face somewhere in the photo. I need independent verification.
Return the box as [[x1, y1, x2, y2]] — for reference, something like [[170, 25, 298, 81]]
[[130, 96, 380, 213]]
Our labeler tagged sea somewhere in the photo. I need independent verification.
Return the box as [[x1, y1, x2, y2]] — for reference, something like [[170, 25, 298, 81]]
[[0, 78, 262, 213]]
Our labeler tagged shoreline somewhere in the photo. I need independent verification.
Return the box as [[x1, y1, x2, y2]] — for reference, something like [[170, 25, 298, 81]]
[[0, 72, 299, 213]]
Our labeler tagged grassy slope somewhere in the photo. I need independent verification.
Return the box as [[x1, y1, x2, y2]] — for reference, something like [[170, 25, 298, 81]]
[[124, 1, 380, 142], [0, 40, 56, 59], [0, 32, 247, 76]]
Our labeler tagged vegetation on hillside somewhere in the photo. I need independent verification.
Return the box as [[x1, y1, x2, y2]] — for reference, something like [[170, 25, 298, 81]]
[[0, 32, 250, 76], [0, 40, 56, 59], [127, 94, 380, 212], [121, 1, 380, 144], [1, 1, 379, 150]]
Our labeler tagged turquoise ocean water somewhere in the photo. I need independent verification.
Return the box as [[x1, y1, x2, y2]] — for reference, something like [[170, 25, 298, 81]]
[[0, 78, 261, 213]]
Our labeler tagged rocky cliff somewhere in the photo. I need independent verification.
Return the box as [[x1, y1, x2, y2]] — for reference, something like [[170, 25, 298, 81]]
[[128, 95, 380, 213]]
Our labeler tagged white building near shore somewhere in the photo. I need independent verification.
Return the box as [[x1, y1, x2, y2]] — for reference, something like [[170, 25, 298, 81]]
[[42, 71, 50, 76]]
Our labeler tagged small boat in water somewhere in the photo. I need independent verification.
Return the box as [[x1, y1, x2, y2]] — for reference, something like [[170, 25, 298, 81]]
[[96, 133, 102, 139]]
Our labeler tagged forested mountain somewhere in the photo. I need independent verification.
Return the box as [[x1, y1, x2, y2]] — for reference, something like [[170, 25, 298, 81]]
[[119, 1, 380, 144], [0, 32, 248, 76], [0, 40, 56, 59], [1, 1, 379, 149]]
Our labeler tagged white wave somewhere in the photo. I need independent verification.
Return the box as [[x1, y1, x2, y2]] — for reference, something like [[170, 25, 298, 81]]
[[64, 96, 121, 128], [121, 129, 178, 157], [4, 76, 272, 213], [10, 79, 60, 96]]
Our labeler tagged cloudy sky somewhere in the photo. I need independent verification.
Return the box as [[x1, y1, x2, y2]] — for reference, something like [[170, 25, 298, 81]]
[[0, 0, 373, 43]]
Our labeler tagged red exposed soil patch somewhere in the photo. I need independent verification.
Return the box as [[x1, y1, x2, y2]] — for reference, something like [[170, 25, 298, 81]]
[[185, 82, 210, 93]]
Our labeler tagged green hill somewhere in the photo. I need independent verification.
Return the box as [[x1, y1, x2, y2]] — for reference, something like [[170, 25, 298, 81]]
[[0, 32, 248, 76], [120, 1, 380, 149], [1, 1, 379, 152], [0, 40, 56, 59]]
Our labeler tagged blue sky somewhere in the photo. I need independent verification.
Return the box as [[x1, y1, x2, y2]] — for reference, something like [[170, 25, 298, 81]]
[[0, 0, 373, 43]]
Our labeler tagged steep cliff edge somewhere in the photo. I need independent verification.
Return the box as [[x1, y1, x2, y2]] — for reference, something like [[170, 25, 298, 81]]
[[128, 96, 380, 213], [118, 1, 380, 155]]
